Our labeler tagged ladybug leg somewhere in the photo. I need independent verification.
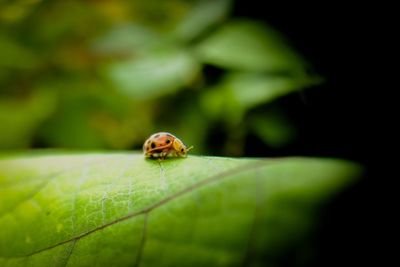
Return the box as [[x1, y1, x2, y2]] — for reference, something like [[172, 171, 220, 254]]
[[160, 151, 168, 160]]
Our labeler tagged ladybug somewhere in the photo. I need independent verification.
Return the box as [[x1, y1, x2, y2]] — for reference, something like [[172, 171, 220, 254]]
[[143, 132, 192, 159]]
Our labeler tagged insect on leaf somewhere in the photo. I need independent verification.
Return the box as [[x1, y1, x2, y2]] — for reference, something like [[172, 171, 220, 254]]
[[0, 153, 362, 267]]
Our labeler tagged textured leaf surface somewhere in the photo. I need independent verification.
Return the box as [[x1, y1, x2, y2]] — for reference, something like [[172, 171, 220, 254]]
[[0, 153, 361, 267]]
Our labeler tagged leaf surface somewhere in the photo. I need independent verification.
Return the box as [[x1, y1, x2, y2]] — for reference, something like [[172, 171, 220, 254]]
[[0, 153, 361, 266]]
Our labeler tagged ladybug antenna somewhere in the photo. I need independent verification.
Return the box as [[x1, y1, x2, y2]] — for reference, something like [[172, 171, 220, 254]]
[[186, 146, 194, 151]]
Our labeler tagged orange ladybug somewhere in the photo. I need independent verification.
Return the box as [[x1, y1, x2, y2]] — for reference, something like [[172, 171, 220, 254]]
[[143, 132, 192, 159]]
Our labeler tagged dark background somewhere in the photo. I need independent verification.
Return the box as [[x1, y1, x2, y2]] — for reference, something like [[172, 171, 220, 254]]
[[232, 1, 373, 266]]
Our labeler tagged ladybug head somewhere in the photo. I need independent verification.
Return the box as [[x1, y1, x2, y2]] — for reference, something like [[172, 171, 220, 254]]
[[172, 139, 193, 156]]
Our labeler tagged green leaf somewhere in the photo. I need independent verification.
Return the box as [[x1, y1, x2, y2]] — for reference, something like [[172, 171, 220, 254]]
[[0, 153, 361, 267], [92, 24, 161, 56], [172, 0, 232, 42], [105, 48, 200, 100], [199, 71, 320, 124], [195, 20, 306, 72]]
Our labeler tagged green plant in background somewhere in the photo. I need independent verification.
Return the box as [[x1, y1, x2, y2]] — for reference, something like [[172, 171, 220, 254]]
[[0, 2, 364, 266], [0, 153, 361, 267], [0, 0, 320, 154]]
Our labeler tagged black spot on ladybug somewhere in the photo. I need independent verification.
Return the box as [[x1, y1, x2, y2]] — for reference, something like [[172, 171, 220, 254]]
[[181, 148, 184, 152], [166, 139, 171, 144], [154, 134, 160, 138], [166, 134, 173, 137], [154, 149, 163, 153], [151, 142, 156, 149]]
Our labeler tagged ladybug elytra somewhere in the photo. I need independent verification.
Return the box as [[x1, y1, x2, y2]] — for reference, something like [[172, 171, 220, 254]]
[[143, 132, 192, 159]]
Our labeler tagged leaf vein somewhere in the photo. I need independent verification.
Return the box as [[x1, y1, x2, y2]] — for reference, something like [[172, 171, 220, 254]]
[[25, 160, 265, 257], [241, 168, 265, 266], [134, 213, 149, 267], [0, 157, 120, 219], [60, 239, 76, 267]]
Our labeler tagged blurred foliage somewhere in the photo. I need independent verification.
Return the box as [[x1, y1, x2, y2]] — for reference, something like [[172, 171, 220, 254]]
[[0, 0, 320, 154]]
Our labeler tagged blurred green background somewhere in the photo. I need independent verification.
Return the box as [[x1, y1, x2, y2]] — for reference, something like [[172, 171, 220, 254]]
[[0, 1, 375, 266], [0, 0, 321, 155]]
